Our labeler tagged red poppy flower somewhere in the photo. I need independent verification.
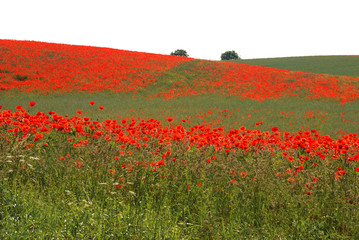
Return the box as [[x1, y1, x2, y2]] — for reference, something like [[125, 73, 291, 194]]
[[271, 127, 279, 132], [89, 101, 95, 105], [76, 110, 83, 115], [99, 106, 104, 110], [29, 102, 36, 107]]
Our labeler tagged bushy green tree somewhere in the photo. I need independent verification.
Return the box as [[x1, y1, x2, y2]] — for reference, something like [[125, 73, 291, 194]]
[[171, 49, 189, 57], [221, 50, 240, 60]]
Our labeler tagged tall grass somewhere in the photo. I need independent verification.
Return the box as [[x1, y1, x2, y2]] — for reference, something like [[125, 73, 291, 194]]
[[1, 122, 359, 239]]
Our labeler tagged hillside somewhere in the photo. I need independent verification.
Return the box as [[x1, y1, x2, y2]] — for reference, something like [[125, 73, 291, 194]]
[[0, 40, 191, 93], [234, 56, 359, 77], [1, 40, 359, 103]]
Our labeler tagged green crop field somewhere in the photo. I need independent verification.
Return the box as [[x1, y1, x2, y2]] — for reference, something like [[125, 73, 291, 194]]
[[234, 55, 359, 77], [1, 41, 359, 239]]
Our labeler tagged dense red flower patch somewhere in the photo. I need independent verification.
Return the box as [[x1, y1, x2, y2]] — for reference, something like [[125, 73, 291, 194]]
[[155, 60, 359, 103], [0, 40, 192, 93], [1, 105, 359, 179]]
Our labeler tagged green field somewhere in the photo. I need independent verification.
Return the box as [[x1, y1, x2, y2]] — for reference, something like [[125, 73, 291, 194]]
[[234, 55, 359, 77]]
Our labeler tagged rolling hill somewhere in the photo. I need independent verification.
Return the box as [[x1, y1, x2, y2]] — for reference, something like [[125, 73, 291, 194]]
[[1, 40, 359, 103]]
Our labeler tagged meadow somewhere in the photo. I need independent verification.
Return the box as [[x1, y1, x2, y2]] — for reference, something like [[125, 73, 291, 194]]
[[1, 40, 359, 239]]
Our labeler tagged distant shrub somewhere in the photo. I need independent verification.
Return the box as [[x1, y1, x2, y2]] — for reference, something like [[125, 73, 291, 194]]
[[13, 74, 28, 81], [171, 49, 189, 57], [221, 51, 240, 60]]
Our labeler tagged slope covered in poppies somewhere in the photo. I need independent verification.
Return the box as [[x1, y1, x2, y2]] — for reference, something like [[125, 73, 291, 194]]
[[0, 40, 192, 93], [153, 60, 359, 103], [1, 40, 359, 104]]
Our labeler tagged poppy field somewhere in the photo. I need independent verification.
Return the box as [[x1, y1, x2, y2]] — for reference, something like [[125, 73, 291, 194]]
[[1, 40, 359, 239]]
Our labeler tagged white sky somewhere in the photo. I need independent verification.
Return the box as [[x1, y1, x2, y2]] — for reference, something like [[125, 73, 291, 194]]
[[1, 0, 358, 60]]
